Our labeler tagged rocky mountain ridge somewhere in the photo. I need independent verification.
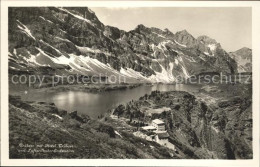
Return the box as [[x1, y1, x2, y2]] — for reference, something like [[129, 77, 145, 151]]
[[229, 47, 252, 73], [8, 7, 250, 83]]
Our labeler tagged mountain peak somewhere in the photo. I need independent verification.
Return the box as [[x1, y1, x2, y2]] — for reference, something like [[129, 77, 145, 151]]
[[164, 28, 170, 32], [233, 47, 252, 58], [60, 7, 104, 30], [174, 29, 196, 46], [163, 28, 174, 36], [63, 7, 96, 17], [176, 29, 191, 36], [236, 47, 251, 52], [8, 7, 239, 82], [230, 47, 252, 73], [197, 35, 217, 44], [136, 24, 147, 30]]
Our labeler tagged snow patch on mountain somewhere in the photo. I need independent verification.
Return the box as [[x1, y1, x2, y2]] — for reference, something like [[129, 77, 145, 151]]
[[39, 16, 53, 24], [149, 44, 156, 51], [181, 65, 190, 79], [174, 40, 187, 47], [120, 68, 148, 80], [57, 8, 95, 27], [17, 20, 35, 40], [148, 63, 175, 83], [40, 40, 63, 55], [178, 56, 184, 62], [23, 50, 48, 67], [9, 7, 240, 83], [9, 66, 20, 70], [204, 52, 210, 56], [152, 32, 166, 39], [183, 55, 196, 63], [175, 58, 179, 65], [55, 37, 72, 43], [76, 46, 111, 56], [88, 8, 94, 14], [208, 44, 216, 52]]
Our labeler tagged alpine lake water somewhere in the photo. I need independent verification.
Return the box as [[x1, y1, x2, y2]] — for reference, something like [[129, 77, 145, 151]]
[[12, 84, 202, 119]]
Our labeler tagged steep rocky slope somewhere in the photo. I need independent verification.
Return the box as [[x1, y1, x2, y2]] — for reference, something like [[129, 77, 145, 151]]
[[229, 47, 252, 73], [9, 7, 239, 83], [9, 95, 180, 159]]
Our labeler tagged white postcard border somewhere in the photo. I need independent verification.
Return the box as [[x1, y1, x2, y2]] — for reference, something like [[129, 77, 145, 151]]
[[1, 1, 259, 166]]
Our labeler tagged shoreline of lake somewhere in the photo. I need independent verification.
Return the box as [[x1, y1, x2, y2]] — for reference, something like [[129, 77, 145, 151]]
[[9, 83, 202, 119]]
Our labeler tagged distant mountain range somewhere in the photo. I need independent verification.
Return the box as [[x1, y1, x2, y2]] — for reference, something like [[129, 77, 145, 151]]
[[8, 7, 252, 83], [229, 47, 252, 73]]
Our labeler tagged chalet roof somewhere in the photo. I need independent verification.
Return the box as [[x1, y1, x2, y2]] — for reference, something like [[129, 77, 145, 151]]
[[157, 132, 169, 139], [142, 126, 156, 130], [152, 119, 164, 125]]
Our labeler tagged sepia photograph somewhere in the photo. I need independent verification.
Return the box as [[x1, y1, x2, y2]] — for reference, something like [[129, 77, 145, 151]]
[[1, 1, 260, 166]]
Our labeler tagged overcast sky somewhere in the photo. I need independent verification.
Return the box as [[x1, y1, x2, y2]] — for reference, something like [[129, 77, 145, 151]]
[[91, 7, 251, 52]]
